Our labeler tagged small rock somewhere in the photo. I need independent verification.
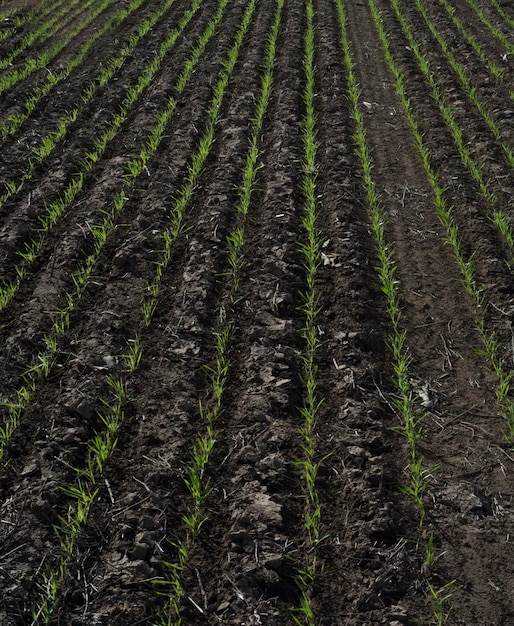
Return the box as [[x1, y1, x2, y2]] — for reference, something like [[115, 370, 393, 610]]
[[103, 355, 116, 368], [112, 248, 132, 268], [76, 401, 95, 420], [258, 453, 285, 471], [347, 445, 369, 458], [20, 459, 40, 478]]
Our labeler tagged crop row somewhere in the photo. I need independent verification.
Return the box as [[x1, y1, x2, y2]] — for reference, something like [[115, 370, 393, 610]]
[[0, 0, 122, 97], [1, 0, 513, 622], [374, 0, 514, 440], [0, 0, 257, 620], [0, 0, 442, 621], [0, 0, 308, 622], [0, 0, 337, 621], [366, 0, 514, 618], [0, 0, 71, 49], [0, 0, 226, 461], [0, 0, 146, 139], [0, 0, 206, 285]]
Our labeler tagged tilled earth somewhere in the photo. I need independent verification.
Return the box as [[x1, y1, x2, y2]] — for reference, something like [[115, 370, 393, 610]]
[[1, 0, 514, 623]]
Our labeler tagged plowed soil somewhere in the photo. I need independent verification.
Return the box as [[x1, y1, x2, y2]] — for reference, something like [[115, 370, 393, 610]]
[[1, 0, 514, 623]]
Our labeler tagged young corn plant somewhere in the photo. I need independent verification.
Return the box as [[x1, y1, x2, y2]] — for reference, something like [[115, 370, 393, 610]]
[[1, 7, 221, 469], [123, 335, 143, 372], [435, 0, 505, 85], [463, 0, 514, 57], [0, 0, 86, 71], [154, 1, 287, 616], [0, 324, 71, 463], [219, 0, 283, 306], [0, 168, 84, 314], [0, 188, 129, 462], [0, 0, 46, 33], [0, 0, 200, 246], [409, 0, 514, 169], [0, 386, 31, 461], [225, 228, 245, 295], [489, 0, 514, 30], [492, 210, 514, 267], [24, 0, 225, 336], [427, 579, 461, 626], [419, 0, 514, 180], [368, 1, 465, 619], [156, 319, 233, 625], [31, 481, 98, 624]]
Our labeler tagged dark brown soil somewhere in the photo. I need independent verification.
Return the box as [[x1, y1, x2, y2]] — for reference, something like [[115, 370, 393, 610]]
[[1, 0, 514, 623]]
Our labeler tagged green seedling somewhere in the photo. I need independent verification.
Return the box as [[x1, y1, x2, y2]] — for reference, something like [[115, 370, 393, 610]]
[[425, 532, 447, 569], [123, 336, 142, 371], [427, 579, 461, 625]]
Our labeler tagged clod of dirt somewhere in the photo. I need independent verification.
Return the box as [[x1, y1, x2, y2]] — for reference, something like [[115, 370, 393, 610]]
[[436, 483, 497, 519], [231, 492, 283, 538]]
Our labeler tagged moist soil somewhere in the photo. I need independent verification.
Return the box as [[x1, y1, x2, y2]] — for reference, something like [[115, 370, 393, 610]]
[[1, 0, 514, 623]]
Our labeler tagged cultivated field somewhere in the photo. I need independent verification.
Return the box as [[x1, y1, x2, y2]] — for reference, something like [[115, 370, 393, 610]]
[[1, 0, 514, 623]]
